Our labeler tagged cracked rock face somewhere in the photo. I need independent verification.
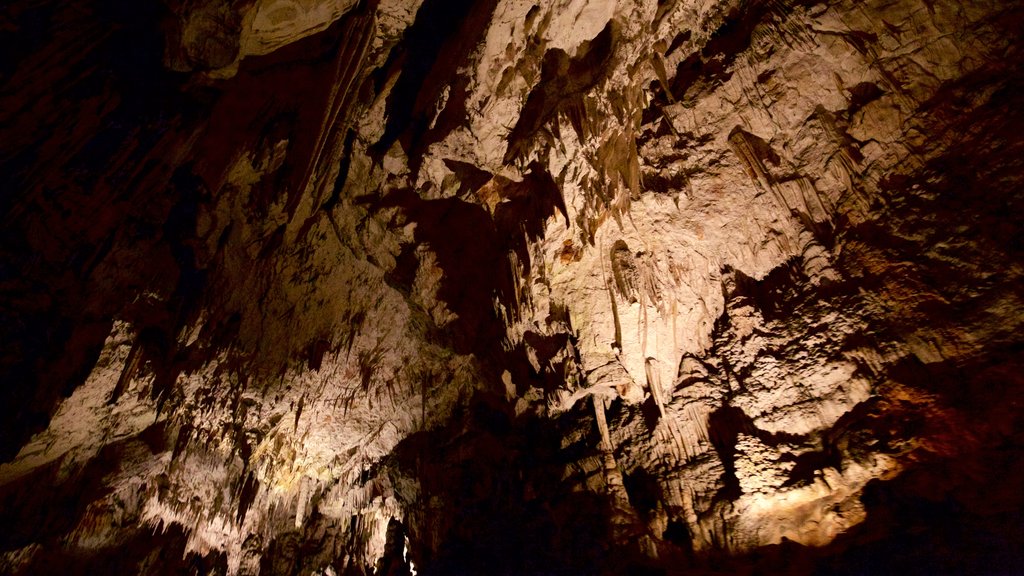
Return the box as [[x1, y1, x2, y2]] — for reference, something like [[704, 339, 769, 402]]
[[1, 0, 1023, 574]]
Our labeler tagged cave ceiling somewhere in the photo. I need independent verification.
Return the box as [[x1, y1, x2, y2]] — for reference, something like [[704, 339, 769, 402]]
[[1, 0, 1023, 574]]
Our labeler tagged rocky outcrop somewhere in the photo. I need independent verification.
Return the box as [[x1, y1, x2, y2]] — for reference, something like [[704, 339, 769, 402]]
[[1, 0, 1023, 574]]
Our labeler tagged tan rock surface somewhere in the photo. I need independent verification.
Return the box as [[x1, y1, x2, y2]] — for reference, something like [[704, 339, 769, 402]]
[[1, 0, 1023, 573]]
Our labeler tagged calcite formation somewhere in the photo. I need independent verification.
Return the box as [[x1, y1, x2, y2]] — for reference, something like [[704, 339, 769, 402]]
[[1, 0, 1023, 574]]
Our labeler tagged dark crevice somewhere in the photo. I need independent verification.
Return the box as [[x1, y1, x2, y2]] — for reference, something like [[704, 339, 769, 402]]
[[504, 20, 619, 164], [370, 0, 501, 172]]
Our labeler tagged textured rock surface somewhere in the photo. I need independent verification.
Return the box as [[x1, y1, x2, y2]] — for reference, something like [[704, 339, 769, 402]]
[[1, 0, 1023, 574]]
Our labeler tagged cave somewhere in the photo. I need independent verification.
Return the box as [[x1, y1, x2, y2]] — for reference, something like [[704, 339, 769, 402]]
[[1, 0, 1023, 574]]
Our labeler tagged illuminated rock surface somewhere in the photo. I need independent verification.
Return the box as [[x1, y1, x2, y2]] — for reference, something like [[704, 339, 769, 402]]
[[1, 0, 1023, 574]]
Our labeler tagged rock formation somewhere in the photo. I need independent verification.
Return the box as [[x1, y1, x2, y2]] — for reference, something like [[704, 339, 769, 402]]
[[1, 0, 1023, 573]]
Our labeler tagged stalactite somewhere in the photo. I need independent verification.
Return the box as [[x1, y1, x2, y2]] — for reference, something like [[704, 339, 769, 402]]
[[2, 0, 1023, 573], [727, 127, 789, 212], [644, 357, 666, 418]]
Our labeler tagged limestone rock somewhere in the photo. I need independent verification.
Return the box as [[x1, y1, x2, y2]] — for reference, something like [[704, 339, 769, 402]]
[[1, 0, 1023, 574]]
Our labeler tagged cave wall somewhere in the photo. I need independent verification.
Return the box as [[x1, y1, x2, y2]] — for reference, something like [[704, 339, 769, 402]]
[[1, 0, 1023, 574]]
